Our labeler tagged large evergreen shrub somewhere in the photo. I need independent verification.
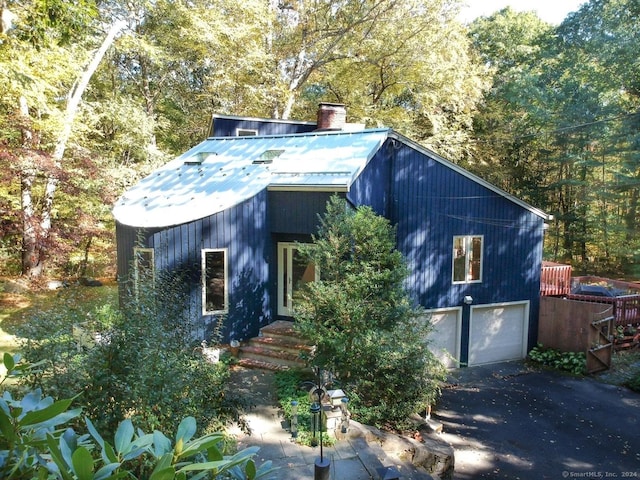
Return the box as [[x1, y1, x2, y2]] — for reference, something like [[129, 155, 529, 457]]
[[294, 196, 446, 428]]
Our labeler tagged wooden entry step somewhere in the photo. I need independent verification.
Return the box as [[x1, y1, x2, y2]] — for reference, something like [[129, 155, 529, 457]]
[[236, 321, 313, 371]]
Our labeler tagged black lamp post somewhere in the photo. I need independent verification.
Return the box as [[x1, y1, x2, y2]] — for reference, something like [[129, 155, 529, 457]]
[[310, 399, 321, 447], [310, 385, 330, 480], [302, 369, 331, 480]]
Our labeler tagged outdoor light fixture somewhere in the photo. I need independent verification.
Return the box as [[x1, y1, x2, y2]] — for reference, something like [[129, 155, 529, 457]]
[[310, 399, 330, 480], [290, 400, 298, 438], [310, 401, 321, 448], [327, 389, 346, 408], [464, 295, 473, 305]]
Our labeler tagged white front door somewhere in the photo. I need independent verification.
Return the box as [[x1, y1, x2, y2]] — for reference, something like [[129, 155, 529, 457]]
[[277, 243, 317, 317]]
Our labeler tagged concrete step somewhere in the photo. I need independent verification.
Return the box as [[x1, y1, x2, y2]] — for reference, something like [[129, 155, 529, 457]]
[[259, 320, 306, 341], [236, 357, 292, 371]]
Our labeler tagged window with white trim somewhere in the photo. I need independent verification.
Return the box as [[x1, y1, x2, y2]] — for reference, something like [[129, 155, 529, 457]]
[[236, 128, 258, 136], [452, 235, 483, 284], [202, 249, 228, 314]]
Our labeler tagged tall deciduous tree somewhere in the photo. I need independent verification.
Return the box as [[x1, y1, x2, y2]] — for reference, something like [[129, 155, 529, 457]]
[[468, 7, 555, 194], [470, 1, 640, 274], [1, 0, 490, 277], [268, 0, 488, 162], [93, 0, 272, 155], [0, 0, 110, 277]]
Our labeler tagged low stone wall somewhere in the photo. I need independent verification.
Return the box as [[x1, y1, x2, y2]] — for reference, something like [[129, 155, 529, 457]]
[[338, 419, 455, 480]]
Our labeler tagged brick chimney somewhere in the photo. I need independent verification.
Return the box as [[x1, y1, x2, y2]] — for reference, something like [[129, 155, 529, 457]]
[[316, 102, 347, 131]]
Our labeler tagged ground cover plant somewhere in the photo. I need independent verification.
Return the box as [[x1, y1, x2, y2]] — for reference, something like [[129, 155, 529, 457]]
[[274, 369, 336, 448], [528, 344, 586, 375], [529, 343, 640, 390], [596, 349, 640, 393]]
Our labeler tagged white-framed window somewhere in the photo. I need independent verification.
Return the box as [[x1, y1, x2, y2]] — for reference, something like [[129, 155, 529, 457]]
[[277, 242, 318, 316], [452, 235, 483, 284], [133, 247, 154, 287], [202, 249, 228, 314], [236, 128, 258, 136]]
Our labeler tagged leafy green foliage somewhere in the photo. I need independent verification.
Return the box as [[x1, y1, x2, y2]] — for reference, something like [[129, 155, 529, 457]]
[[469, 2, 640, 274], [294, 196, 446, 428], [0, 354, 277, 479], [528, 344, 586, 376], [1, 0, 488, 277], [274, 369, 335, 448], [16, 275, 244, 440], [625, 374, 640, 393], [284, 0, 488, 161]]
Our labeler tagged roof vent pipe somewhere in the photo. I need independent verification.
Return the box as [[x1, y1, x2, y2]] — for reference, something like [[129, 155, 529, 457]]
[[316, 102, 347, 131]]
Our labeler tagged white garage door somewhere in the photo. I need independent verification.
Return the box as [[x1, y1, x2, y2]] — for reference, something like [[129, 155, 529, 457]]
[[469, 301, 529, 366], [424, 308, 462, 369]]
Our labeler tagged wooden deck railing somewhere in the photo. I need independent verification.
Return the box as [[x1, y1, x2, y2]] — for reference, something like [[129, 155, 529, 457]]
[[541, 262, 572, 296], [565, 293, 640, 328]]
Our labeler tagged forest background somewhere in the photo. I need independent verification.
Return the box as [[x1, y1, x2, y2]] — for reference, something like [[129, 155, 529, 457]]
[[0, 0, 638, 281]]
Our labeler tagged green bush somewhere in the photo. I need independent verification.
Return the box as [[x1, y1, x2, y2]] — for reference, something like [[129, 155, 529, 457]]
[[16, 272, 244, 439], [1, 353, 276, 480], [528, 344, 586, 375], [625, 375, 640, 392], [293, 196, 447, 428], [274, 369, 338, 448]]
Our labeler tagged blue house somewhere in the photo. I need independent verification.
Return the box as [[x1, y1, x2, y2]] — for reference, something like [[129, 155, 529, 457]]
[[113, 103, 549, 367]]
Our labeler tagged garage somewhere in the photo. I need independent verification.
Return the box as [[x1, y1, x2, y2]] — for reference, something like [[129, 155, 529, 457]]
[[468, 301, 530, 366], [425, 308, 462, 368]]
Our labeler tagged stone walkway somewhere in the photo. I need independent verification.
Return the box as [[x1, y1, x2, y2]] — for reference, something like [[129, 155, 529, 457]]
[[227, 367, 440, 480]]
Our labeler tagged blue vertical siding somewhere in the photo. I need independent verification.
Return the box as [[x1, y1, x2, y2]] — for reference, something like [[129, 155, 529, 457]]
[[268, 191, 340, 234], [347, 147, 392, 217], [115, 222, 158, 301], [118, 190, 270, 343], [350, 140, 544, 355], [210, 117, 317, 137], [388, 143, 544, 310]]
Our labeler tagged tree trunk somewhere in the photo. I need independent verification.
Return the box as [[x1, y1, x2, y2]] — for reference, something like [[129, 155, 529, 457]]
[[18, 96, 44, 276], [21, 166, 43, 276], [22, 21, 125, 278]]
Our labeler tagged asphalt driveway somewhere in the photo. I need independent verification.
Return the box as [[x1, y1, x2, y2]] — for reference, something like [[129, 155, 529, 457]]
[[434, 361, 640, 479]]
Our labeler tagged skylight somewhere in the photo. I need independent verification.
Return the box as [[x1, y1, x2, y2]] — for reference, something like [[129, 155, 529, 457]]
[[253, 149, 285, 164], [184, 151, 216, 165]]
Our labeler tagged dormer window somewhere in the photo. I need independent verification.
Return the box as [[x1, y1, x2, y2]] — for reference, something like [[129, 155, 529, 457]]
[[253, 149, 284, 164]]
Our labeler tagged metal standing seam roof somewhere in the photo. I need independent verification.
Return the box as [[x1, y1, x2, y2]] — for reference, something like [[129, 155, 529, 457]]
[[112, 128, 391, 228], [113, 127, 550, 229]]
